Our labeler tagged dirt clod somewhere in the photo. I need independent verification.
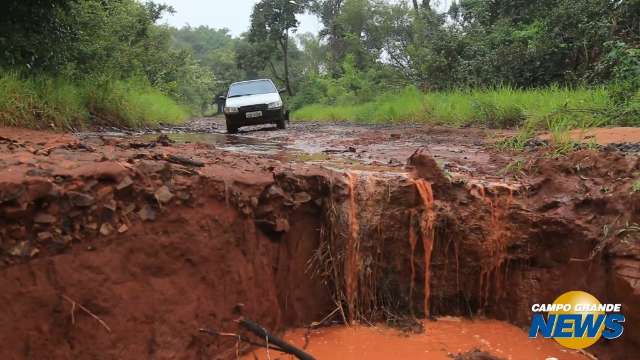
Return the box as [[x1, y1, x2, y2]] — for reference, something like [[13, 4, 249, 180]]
[[154, 185, 173, 204], [138, 204, 157, 221], [67, 191, 95, 207], [99, 223, 114, 236], [33, 212, 56, 224], [451, 349, 504, 360], [407, 147, 450, 190]]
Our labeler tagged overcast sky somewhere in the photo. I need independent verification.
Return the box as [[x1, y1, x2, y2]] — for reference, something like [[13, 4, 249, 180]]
[[160, 0, 453, 37]]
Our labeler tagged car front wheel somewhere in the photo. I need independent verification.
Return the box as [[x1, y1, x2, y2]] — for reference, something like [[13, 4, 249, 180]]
[[226, 119, 238, 134]]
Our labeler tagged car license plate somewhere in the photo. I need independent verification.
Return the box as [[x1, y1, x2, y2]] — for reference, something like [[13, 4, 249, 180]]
[[246, 111, 262, 118]]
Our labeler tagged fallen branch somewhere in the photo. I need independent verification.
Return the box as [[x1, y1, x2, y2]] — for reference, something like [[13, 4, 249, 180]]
[[322, 147, 356, 154], [303, 306, 341, 349], [198, 328, 285, 353], [62, 294, 111, 333], [578, 349, 599, 360], [238, 318, 316, 360], [309, 306, 341, 328], [166, 154, 204, 167]]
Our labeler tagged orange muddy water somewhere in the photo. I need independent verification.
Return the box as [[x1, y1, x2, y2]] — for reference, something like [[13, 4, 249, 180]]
[[244, 319, 589, 360]]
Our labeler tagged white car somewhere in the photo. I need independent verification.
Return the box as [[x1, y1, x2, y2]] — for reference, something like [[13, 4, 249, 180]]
[[220, 79, 289, 134]]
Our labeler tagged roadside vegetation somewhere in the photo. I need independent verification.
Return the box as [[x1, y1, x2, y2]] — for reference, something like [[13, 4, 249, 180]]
[[294, 85, 619, 127], [0, 72, 188, 129], [288, 0, 639, 148], [2, 0, 639, 132], [1, 0, 208, 129]]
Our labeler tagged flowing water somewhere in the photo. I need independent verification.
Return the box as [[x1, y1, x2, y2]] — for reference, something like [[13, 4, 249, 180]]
[[408, 209, 418, 317], [414, 179, 436, 318], [471, 182, 516, 309]]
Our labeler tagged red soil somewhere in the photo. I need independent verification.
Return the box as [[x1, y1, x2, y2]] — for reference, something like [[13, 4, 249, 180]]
[[0, 124, 639, 360]]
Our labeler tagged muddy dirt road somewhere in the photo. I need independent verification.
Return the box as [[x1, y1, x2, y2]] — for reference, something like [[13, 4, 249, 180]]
[[1, 119, 639, 359], [127, 117, 513, 176]]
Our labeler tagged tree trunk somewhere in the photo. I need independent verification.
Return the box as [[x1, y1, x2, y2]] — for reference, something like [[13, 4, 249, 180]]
[[281, 32, 293, 96], [412, 0, 420, 13]]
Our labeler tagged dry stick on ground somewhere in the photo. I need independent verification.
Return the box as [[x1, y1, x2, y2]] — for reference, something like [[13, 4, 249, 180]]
[[238, 318, 316, 360], [62, 294, 111, 333], [570, 215, 622, 262], [303, 306, 342, 349], [577, 349, 599, 360], [198, 328, 285, 353]]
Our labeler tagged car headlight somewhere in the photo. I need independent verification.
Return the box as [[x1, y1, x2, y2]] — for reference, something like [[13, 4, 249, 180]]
[[224, 106, 239, 114], [268, 101, 283, 109]]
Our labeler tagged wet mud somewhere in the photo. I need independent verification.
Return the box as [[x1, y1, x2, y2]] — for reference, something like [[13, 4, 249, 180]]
[[244, 319, 589, 360], [0, 120, 639, 359]]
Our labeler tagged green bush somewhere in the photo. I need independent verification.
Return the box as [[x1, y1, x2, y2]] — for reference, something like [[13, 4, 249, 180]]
[[0, 72, 188, 129]]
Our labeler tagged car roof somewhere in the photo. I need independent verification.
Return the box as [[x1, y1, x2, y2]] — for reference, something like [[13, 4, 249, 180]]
[[230, 79, 273, 86]]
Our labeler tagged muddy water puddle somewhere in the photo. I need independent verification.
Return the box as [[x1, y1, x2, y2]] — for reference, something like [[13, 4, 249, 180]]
[[82, 129, 412, 172], [153, 133, 408, 171], [245, 319, 589, 360], [145, 132, 288, 154]]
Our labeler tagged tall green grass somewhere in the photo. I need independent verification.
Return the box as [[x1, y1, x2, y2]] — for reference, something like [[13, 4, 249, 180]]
[[89, 79, 189, 128], [293, 86, 614, 131], [0, 72, 189, 130]]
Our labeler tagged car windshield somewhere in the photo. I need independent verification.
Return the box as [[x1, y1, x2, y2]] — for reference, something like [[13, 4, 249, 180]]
[[228, 80, 276, 98]]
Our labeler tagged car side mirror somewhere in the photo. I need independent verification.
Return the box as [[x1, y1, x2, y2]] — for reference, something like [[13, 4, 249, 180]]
[[278, 88, 287, 94], [218, 96, 226, 101]]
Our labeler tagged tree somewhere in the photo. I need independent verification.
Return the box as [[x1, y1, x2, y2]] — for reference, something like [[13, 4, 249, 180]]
[[297, 32, 326, 76], [170, 26, 244, 95], [249, 0, 308, 95], [310, 0, 345, 74], [0, 0, 77, 71]]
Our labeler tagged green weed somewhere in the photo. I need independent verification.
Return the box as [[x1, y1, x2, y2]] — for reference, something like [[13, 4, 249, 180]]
[[500, 158, 527, 177], [0, 72, 189, 130]]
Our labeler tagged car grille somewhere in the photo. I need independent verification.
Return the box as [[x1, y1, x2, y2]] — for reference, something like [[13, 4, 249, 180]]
[[239, 104, 268, 112]]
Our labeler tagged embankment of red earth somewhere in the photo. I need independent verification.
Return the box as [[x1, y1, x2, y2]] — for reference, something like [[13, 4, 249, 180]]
[[0, 127, 638, 359]]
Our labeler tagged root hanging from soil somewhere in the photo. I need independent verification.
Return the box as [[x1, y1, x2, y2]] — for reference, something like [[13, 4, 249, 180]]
[[62, 294, 111, 333], [344, 172, 360, 323]]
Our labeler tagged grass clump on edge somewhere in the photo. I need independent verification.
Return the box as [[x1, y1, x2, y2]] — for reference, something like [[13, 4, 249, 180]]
[[0, 71, 189, 130], [294, 85, 617, 153], [0, 72, 88, 129], [294, 85, 611, 128], [88, 78, 189, 128]]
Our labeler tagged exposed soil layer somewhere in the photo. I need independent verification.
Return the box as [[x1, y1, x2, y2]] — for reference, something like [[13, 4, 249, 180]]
[[1, 121, 639, 360], [244, 319, 588, 360]]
